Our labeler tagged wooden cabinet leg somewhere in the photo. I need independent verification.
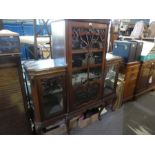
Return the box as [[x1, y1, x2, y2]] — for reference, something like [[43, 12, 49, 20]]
[[35, 125, 43, 134], [65, 116, 70, 135], [151, 89, 155, 91], [132, 95, 137, 101], [98, 106, 104, 121], [111, 96, 117, 111]]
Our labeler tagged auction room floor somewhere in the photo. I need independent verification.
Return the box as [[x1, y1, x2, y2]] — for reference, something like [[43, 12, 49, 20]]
[[71, 91, 155, 135]]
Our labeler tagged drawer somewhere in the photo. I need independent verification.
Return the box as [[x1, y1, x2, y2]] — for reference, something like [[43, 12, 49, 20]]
[[127, 65, 140, 73], [125, 71, 139, 82], [123, 82, 136, 99]]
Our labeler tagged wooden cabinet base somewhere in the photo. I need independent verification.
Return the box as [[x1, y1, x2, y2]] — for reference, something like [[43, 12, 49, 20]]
[[135, 86, 155, 98]]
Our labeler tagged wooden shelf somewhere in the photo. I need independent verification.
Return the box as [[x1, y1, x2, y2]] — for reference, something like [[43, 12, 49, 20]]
[[72, 78, 101, 88], [72, 63, 102, 72], [72, 48, 103, 54], [72, 66, 87, 72], [77, 32, 102, 36], [89, 63, 102, 68]]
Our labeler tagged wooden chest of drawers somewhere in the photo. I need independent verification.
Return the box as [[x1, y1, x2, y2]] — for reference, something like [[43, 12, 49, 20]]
[[135, 59, 155, 96], [121, 61, 140, 102]]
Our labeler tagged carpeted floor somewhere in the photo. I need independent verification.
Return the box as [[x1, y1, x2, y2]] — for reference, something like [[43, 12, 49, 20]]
[[71, 91, 155, 135]]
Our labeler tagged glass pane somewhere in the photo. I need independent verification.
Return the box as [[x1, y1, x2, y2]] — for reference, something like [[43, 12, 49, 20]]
[[72, 27, 106, 50], [72, 69, 88, 86], [40, 77, 64, 118], [104, 64, 117, 96], [74, 82, 100, 104], [91, 29, 106, 49], [0, 36, 19, 53], [72, 53, 88, 68], [74, 86, 88, 104], [93, 52, 103, 64], [89, 66, 102, 81], [72, 27, 88, 50], [71, 25, 105, 105]]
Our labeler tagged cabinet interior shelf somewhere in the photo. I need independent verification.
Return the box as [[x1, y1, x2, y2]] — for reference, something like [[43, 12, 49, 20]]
[[72, 48, 104, 54], [72, 64, 102, 72], [76, 32, 105, 36]]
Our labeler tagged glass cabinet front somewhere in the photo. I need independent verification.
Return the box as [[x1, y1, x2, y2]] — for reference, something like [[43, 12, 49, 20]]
[[39, 75, 65, 119], [104, 63, 118, 96], [70, 22, 107, 106]]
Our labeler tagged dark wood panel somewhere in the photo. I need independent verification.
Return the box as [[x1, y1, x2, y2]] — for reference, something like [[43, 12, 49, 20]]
[[123, 61, 140, 102], [0, 105, 29, 135], [123, 82, 136, 100], [135, 60, 155, 95], [0, 56, 30, 134], [125, 71, 139, 82], [136, 63, 151, 92]]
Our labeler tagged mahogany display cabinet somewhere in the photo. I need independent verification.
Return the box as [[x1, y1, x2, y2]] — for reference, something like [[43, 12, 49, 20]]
[[23, 20, 122, 134], [23, 55, 122, 134]]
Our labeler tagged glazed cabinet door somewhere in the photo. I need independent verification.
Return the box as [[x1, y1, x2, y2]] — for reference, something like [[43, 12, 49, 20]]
[[37, 73, 66, 120], [68, 21, 108, 110], [104, 62, 119, 96]]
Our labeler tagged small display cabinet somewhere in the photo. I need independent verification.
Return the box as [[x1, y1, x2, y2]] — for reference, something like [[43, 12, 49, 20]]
[[23, 58, 67, 133]]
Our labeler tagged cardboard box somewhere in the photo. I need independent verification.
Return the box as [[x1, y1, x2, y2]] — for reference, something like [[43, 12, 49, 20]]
[[90, 113, 98, 123], [78, 117, 91, 128], [70, 116, 79, 129]]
